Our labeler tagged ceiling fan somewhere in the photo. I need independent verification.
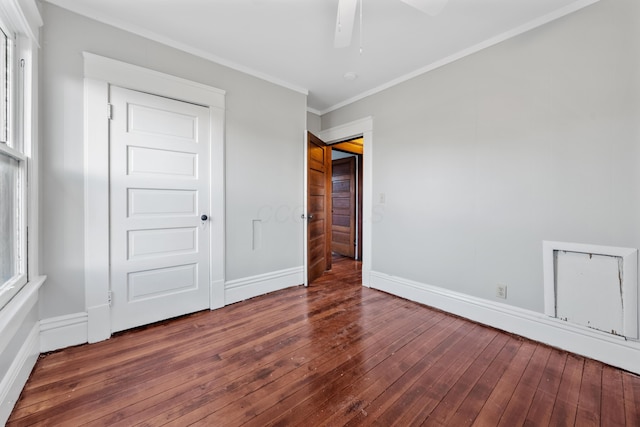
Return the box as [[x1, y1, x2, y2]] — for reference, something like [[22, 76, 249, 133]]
[[334, 0, 449, 48]]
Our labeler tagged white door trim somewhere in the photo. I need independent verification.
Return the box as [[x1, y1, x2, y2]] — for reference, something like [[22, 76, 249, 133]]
[[302, 131, 309, 287], [83, 53, 225, 343], [318, 117, 373, 286]]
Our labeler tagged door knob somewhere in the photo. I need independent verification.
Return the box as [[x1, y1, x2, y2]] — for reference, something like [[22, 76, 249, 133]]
[[201, 214, 208, 221]]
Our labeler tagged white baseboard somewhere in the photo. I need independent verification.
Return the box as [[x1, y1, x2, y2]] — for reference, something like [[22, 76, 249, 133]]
[[0, 322, 39, 425], [369, 271, 640, 375], [40, 312, 88, 353], [225, 267, 304, 305]]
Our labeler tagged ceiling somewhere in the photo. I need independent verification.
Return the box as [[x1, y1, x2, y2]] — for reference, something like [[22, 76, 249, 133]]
[[45, 0, 598, 114]]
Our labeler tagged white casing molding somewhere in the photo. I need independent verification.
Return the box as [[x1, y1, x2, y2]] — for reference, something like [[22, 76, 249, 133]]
[[225, 267, 304, 305], [318, 117, 373, 287], [369, 270, 640, 374], [0, 322, 39, 425], [84, 53, 226, 343], [40, 312, 89, 353]]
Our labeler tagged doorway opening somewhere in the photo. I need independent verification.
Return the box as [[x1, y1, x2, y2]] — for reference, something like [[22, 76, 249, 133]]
[[306, 132, 364, 286], [305, 116, 373, 287], [331, 137, 363, 261]]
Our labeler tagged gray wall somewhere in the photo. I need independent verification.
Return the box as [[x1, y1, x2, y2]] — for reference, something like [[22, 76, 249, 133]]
[[307, 111, 321, 135], [322, 0, 640, 312], [40, 3, 306, 319]]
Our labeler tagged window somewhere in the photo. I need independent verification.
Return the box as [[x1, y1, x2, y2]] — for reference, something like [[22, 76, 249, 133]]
[[0, 24, 27, 310]]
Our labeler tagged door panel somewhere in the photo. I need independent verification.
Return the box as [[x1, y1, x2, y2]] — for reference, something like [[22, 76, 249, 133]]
[[128, 189, 198, 217], [331, 157, 356, 258], [307, 132, 332, 283], [128, 146, 197, 177], [127, 227, 197, 259], [110, 86, 210, 333]]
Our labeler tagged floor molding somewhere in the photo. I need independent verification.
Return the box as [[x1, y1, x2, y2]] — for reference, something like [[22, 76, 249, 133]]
[[225, 267, 304, 305], [369, 270, 640, 374], [40, 312, 88, 353], [0, 322, 39, 425]]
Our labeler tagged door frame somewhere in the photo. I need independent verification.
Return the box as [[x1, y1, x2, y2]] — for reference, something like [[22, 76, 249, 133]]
[[304, 117, 373, 287], [83, 53, 226, 343]]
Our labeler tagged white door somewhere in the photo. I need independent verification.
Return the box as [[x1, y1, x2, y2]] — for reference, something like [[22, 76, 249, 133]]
[[109, 86, 211, 333]]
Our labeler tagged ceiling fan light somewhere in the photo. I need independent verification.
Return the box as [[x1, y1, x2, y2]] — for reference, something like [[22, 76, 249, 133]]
[[334, 0, 358, 48]]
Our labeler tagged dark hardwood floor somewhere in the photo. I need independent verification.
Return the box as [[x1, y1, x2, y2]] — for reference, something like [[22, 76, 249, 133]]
[[8, 256, 640, 426]]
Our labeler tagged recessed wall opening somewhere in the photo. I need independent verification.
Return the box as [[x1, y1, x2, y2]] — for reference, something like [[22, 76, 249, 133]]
[[543, 241, 638, 339]]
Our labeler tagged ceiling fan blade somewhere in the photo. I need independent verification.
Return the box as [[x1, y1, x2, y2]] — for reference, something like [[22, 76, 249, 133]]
[[400, 0, 449, 16], [334, 0, 358, 48]]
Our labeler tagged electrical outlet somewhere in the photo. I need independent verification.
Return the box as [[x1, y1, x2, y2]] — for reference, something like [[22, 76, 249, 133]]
[[496, 284, 507, 299]]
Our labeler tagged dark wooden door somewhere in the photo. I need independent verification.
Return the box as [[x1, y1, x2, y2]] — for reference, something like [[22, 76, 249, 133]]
[[307, 132, 332, 283], [331, 157, 356, 258]]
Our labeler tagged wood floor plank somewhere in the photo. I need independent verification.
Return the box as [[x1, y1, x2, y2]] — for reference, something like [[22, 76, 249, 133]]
[[232, 313, 463, 426], [623, 371, 640, 426], [29, 282, 380, 425], [228, 306, 444, 426], [18, 286, 314, 409], [138, 290, 430, 422], [26, 285, 310, 386], [574, 358, 603, 427], [300, 320, 484, 427], [600, 365, 626, 427], [319, 318, 473, 427], [442, 337, 522, 427], [388, 327, 498, 425], [105, 292, 417, 426], [522, 348, 567, 426], [470, 339, 536, 427], [547, 353, 584, 427], [420, 333, 510, 426], [369, 325, 488, 424], [11, 290, 356, 421], [7, 256, 640, 426], [495, 344, 552, 427]]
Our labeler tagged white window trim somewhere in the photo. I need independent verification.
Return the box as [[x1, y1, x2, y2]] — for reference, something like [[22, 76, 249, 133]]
[[0, 0, 43, 311]]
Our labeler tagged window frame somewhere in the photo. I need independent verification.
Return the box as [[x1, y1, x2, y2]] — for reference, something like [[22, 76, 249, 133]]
[[0, 13, 31, 310]]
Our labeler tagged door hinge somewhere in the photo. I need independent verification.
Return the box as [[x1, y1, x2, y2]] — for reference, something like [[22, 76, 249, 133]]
[[107, 103, 113, 120], [107, 291, 113, 307]]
